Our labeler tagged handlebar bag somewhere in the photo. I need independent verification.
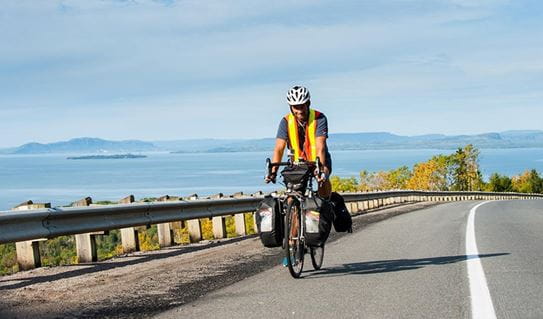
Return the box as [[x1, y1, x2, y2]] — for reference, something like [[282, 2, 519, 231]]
[[281, 165, 311, 190], [255, 196, 283, 247], [303, 196, 333, 247], [330, 192, 353, 233]]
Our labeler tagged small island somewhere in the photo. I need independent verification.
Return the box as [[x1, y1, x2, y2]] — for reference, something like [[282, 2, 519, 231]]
[[67, 154, 147, 160]]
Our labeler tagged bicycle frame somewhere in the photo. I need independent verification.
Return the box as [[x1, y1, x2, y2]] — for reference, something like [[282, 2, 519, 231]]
[[266, 157, 321, 244], [265, 157, 325, 277]]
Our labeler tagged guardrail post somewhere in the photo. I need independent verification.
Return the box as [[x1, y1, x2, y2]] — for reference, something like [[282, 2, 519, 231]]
[[187, 193, 199, 200], [15, 241, 41, 271], [119, 195, 140, 253], [187, 219, 202, 243], [12, 201, 50, 270], [212, 216, 227, 239], [234, 214, 247, 236], [350, 201, 359, 213], [157, 196, 175, 248], [232, 193, 247, 236], [186, 195, 203, 243], [73, 197, 101, 263]]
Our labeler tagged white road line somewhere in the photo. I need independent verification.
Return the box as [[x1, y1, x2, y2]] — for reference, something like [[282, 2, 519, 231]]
[[466, 201, 497, 319]]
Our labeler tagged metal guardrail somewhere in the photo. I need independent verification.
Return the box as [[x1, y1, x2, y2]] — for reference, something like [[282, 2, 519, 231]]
[[0, 197, 262, 244], [1, 190, 542, 245]]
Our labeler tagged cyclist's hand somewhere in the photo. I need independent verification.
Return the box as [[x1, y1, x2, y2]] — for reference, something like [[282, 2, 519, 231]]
[[315, 166, 329, 184], [265, 172, 277, 184]]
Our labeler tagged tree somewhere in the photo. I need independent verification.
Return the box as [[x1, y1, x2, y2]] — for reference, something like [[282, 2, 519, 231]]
[[330, 176, 359, 192], [406, 155, 451, 190], [358, 170, 383, 191], [486, 173, 513, 192], [450, 144, 483, 191], [512, 169, 543, 193], [355, 168, 411, 191], [382, 166, 412, 189]]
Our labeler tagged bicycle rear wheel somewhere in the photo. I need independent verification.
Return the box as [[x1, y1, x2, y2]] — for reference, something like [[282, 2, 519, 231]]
[[310, 245, 324, 270], [285, 199, 304, 278]]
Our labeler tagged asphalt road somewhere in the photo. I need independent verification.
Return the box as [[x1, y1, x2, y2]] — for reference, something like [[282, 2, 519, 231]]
[[156, 200, 543, 319]]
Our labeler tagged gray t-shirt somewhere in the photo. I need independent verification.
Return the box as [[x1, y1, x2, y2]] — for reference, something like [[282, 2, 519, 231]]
[[276, 112, 332, 171]]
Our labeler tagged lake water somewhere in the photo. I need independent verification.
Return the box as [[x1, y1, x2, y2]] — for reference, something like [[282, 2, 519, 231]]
[[1, 148, 542, 210]]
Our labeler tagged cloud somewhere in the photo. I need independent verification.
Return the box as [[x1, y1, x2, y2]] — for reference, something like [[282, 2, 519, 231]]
[[0, 0, 542, 146]]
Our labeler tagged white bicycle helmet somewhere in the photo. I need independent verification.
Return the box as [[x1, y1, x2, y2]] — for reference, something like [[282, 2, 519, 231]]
[[286, 86, 310, 105]]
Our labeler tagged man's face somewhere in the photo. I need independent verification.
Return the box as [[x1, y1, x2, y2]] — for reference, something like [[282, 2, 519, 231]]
[[290, 102, 309, 122]]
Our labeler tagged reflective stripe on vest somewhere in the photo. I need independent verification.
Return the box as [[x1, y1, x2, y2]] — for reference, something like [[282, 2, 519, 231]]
[[286, 109, 320, 162]]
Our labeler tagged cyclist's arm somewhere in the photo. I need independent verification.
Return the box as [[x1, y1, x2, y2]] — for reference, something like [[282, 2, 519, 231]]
[[271, 138, 287, 174], [316, 136, 329, 177]]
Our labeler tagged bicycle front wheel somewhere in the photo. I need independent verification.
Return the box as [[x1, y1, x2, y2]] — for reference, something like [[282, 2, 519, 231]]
[[285, 199, 304, 278]]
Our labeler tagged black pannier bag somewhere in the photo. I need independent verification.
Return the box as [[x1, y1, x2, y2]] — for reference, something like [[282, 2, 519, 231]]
[[330, 192, 353, 233], [255, 196, 283, 247], [303, 196, 333, 247], [281, 165, 311, 191]]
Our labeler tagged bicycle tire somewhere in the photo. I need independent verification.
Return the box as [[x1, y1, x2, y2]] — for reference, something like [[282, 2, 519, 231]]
[[310, 245, 324, 270], [285, 198, 304, 278]]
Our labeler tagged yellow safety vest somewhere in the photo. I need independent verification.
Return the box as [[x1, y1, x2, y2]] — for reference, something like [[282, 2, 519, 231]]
[[285, 109, 320, 162]]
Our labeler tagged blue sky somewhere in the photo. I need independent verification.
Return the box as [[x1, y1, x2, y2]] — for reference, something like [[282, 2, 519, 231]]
[[0, 0, 542, 147]]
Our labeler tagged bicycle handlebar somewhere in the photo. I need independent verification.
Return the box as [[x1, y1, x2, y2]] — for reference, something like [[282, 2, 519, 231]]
[[265, 157, 322, 179]]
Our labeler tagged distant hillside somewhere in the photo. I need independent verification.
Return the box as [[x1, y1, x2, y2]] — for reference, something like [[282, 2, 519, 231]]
[[326, 131, 543, 150], [2, 131, 542, 154], [11, 138, 157, 154], [189, 131, 543, 152]]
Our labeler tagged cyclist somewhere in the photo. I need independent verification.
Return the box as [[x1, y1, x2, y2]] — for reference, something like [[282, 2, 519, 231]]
[[265, 85, 332, 198]]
